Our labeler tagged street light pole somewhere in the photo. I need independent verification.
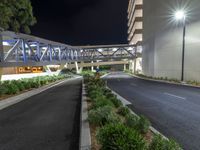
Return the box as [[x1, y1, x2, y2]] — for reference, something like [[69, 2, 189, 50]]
[[181, 18, 186, 81]]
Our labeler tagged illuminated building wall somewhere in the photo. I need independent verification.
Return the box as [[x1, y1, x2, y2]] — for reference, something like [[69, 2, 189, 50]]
[[141, 0, 200, 81], [127, 0, 143, 45]]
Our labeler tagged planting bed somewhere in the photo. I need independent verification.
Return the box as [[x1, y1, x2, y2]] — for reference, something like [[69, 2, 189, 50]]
[[0, 74, 71, 100], [84, 74, 182, 150]]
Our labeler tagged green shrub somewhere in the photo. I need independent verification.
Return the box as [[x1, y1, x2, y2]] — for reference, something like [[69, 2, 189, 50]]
[[29, 80, 40, 88], [5, 83, 19, 95], [117, 106, 130, 116], [11, 80, 25, 91], [88, 106, 119, 126], [125, 114, 150, 134], [0, 84, 7, 96], [21, 81, 31, 90], [109, 96, 123, 108], [149, 135, 181, 150], [97, 123, 147, 150], [91, 97, 114, 109], [125, 114, 139, 128], [135, 115, 151, 134], [88, 89, 104, 100]]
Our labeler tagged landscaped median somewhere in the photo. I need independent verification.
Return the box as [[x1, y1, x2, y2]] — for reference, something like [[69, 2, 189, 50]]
[[0, 74, 71, 100], [83, 75, 182, 150]]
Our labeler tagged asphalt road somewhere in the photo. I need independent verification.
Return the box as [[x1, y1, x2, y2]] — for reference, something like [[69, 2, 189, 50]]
[[0, 79, 82, 150], [106, 72, 200, 150]]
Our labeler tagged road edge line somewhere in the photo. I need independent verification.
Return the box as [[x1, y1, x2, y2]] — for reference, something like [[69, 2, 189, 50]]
[[0, 76, 82, 111], [80, 83, 92, 150]]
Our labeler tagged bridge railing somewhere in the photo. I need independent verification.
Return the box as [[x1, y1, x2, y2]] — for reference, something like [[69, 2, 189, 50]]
[[0, 30, 141, 67]]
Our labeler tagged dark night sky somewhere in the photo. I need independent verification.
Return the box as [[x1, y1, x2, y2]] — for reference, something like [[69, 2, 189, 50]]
[[30, 0, 128, 46]]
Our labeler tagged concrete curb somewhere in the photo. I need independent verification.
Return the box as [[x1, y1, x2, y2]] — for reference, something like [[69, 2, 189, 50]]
[[0, 76, 82, 111], [130, 73, 200, 89], [100, 72, 111, 78], [80, 83, 91, 150], [107, 86, 168, 140]]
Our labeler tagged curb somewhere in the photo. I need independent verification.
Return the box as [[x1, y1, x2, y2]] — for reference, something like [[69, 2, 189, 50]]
[[100, 72, 111, 78], [0, 76, 82, 111], [107, 86, 168, 140], [129, 73, 200, 89], [80, 83, 91, 150]]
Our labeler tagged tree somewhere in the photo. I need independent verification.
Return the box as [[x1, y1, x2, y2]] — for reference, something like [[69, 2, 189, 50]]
[[0, 0, 36, 34]]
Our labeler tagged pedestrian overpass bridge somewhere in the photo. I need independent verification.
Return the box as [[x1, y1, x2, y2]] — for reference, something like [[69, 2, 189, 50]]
[[0, 30, 142, 77]]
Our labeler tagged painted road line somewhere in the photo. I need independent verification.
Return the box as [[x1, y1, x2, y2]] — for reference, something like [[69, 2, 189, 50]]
[[164, 92, 186, 100], [130, 83, 137, 86]]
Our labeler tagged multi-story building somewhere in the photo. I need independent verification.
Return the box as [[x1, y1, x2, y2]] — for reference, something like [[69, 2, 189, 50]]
[[127, 0, 143, 73], [129, 0, 200, 81], [127, 0, 143, 45], [142, 0, 200, 81]]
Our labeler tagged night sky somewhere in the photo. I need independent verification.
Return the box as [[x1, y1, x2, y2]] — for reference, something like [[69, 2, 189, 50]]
[[30, 0, 128, 46]]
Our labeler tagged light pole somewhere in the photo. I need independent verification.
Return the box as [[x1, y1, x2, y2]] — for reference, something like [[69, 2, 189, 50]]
[[174, 10, 186, 81]]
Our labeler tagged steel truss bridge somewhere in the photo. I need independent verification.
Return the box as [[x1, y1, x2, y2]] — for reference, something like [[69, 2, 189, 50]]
[[0, 30, 142, 67]]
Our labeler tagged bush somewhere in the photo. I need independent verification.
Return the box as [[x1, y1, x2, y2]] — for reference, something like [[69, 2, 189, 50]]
[[149, 135, 181, 150], [91, 97, 114, 109], [5, 83, 19, 95], [97, 123, 147, 150], [125, 114, 139, 128], [117, 106, 130, 116], [21, 81, 31, 90], [0, 84, 7, 96], [11, 80, 25, 91], [88, 106, 119, 126], [135, 115, 151, 134], [125, 114, 150, 134], [109, 96, 123, 108]]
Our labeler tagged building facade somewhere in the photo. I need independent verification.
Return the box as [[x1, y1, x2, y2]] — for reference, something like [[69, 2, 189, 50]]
[[127, 0, 143, 45], [129, 0, 200, 81], [127, 0, 143, 73]]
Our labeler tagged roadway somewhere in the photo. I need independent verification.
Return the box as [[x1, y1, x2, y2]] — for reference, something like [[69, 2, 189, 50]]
[[0, 79, 82, 150], [106, 72, 200, 150]]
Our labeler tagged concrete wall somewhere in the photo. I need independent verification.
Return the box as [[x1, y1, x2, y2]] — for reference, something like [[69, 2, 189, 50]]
[[143, 0, 200, 81]]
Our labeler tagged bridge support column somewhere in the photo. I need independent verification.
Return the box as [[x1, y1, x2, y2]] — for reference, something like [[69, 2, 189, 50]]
[[44, 66, 52, 75], [96, 60, 100, 70], [129, 60, 134, 73], [124, 64, 127, 71], [56, 64, 65, 75], [75, 61, 80, 74], [91, 61, 94, 72], [79, 61, 84, 73]]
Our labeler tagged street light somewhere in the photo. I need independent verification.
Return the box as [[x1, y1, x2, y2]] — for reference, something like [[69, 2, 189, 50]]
[[174, 10, 186, 81]]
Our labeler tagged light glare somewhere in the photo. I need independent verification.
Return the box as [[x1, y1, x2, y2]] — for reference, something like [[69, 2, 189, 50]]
[[175, 10, 186, 20]]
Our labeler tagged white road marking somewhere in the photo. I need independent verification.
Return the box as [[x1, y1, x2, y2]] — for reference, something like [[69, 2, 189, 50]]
[[164, 92, 186, 100], [130, 83, 137, 86]]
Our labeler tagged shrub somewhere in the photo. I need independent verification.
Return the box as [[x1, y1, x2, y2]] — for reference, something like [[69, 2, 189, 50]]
[[91, 97, 114, 109], [109, 96, 123, 108], [125, 114, 139, 128], [21, 81, 31, 90], [88, 106, 119, 126], [149, 135, 181, 150], [0, 84, 7, 96], [135, 115, 151, 134], [88, 89, 103, 100], [117, 106, 130, 116], [97, 123, 147, 150], [29, 80, 40, 88], [5, 83, 19, 95], [11, 80, 25, 91]]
